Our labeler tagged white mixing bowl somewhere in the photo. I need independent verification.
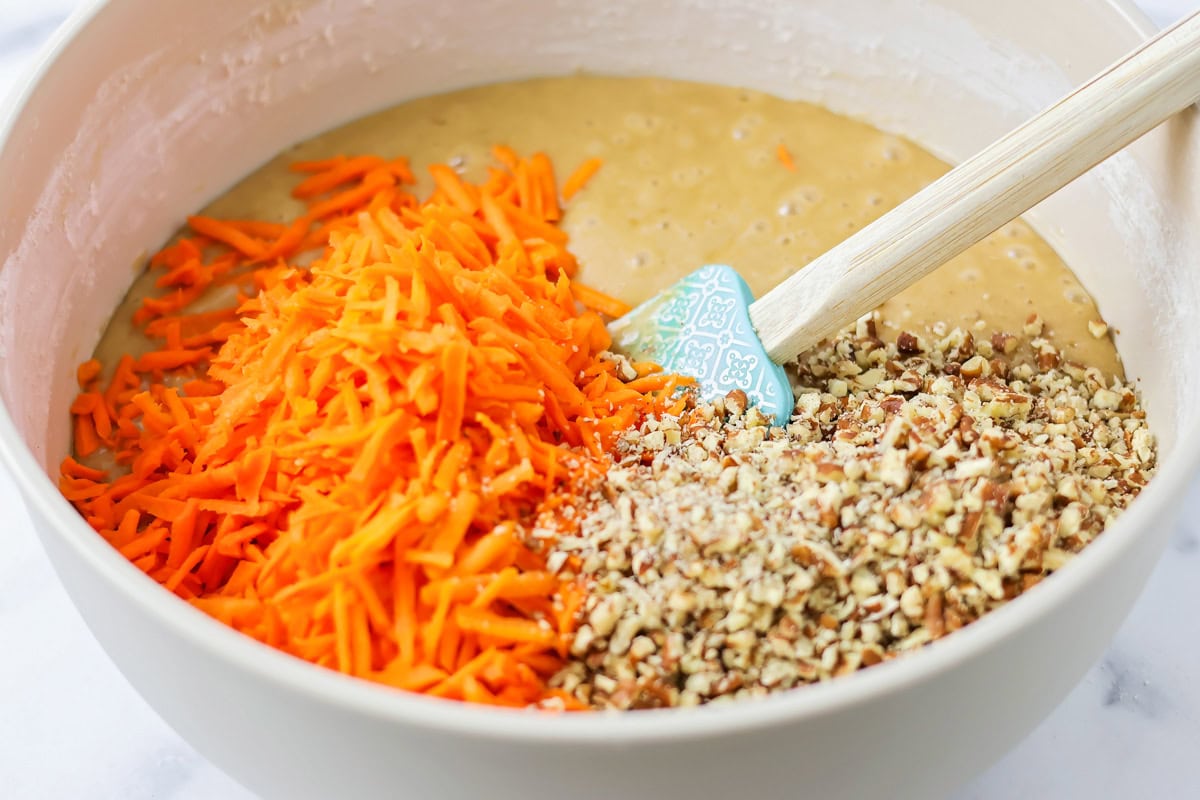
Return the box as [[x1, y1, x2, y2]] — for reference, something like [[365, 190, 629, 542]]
[[1, 1, 1197, 797]]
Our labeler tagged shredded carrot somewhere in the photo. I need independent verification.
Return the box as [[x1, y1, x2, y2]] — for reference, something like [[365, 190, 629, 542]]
[[290, 155, 348, 174], [292, 155, 385, 199], [777, 142, 797, 172], [186, 216, 268, 259], [561, 157, 602, 201], [76, 359, 103, 389], [60, 146, 687, 708], [571, 282, 632, 318]]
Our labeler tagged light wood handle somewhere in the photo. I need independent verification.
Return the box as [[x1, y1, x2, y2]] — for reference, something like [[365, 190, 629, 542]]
[[749, 11, 1200, 364]]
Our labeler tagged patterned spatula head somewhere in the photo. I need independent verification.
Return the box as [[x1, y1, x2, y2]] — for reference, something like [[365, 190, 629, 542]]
[[607, 264, 794, 424]]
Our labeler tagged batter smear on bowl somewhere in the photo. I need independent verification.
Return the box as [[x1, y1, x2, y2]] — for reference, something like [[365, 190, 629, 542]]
[[58, 77, 1155, 709]]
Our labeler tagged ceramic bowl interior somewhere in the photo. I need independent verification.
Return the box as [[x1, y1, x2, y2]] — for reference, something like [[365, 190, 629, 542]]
[[1, 1, 1198, 798]]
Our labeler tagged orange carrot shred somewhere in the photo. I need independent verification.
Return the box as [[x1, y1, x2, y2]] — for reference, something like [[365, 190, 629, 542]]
[[292, 155, 385, 199], [187, 216, 268, 258], [289, 155, 348, 173], [561, 157, 602, 201], [571, 282, 632, 318], [777, 142, 797, 172], [77, 359, 102, 389]]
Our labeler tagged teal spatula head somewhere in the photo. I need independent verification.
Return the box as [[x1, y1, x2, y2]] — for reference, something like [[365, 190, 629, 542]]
[[607, 264, 794, 425]]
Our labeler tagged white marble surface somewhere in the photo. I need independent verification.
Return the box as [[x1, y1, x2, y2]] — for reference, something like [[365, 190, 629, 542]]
[[2, 1, 1198, 797]]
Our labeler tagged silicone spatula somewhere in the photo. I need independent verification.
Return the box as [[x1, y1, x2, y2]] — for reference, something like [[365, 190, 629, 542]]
[[608, 10, 1200, 424]]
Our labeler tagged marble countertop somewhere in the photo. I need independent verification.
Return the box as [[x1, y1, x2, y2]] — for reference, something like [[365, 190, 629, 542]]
[[2, 1, 1198, 797]]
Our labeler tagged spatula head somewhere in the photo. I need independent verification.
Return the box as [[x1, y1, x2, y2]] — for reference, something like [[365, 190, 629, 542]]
[[608, 264, 794, 424]]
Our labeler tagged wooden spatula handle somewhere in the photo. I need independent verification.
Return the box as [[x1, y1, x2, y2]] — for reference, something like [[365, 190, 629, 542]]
[[749, 11, 1200, 364]]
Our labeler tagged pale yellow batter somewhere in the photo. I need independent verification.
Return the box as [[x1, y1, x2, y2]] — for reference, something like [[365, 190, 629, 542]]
[[96, 75, 1119, 376]]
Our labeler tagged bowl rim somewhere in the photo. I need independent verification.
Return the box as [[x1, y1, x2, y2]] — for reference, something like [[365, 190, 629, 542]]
[[0, 0, 1194, 746]]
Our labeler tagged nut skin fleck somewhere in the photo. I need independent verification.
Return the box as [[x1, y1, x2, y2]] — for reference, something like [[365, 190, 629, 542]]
[[897, 331, 923, 355]]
